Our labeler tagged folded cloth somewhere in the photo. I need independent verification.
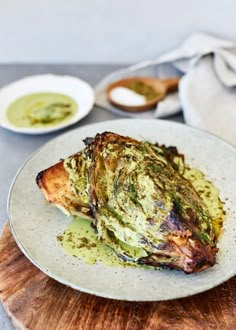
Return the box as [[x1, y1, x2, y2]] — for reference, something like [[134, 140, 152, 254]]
[[95, 33, 236, 145]]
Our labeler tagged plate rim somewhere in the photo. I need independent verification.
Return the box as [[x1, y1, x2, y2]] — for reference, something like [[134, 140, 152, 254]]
[[7, 118, 236, 301]]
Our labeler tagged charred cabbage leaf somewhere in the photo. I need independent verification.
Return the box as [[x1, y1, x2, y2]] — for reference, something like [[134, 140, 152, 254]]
[[87, 132, 217, 273], [37, 131, 218, 273]]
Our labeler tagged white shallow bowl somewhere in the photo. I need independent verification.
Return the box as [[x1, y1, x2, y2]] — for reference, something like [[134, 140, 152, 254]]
[[8, 119, 236, 301], [0, 74, 94, 134]]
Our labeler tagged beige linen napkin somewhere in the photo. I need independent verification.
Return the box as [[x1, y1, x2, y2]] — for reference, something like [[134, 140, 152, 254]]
[[95, 33, 236, 145]]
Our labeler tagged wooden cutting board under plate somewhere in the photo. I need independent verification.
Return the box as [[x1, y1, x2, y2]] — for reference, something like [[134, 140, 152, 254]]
[[0, 222, 235, 330]]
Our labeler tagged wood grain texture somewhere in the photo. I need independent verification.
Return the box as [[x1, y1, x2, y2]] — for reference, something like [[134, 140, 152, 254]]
[[0, 223, 235, 330]]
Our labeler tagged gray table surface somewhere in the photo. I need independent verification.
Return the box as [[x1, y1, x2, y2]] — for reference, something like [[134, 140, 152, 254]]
[[0, 64, 183, 329]]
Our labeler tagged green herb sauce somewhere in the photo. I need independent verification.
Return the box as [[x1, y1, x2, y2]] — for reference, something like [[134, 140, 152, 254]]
[[59, 166, 225, 267], [7, 92, 77, 128], [57, 216, 147, 268], [184, 167, 225, 239], [127, 80, 160, 101]]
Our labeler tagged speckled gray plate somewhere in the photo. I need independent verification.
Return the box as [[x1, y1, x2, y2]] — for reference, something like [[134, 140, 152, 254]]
[[8, 119, 236, 301]]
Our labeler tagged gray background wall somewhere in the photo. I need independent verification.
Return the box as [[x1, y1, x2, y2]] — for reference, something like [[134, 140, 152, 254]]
[[0, 0, 236, 63]]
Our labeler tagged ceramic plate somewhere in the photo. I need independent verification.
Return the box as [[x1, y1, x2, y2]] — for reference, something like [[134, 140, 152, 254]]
[[8, 119, 236, 301], [0, 74, 94, 134]]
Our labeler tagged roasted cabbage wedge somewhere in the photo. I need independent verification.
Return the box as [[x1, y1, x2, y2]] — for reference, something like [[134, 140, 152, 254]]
[[36, 132, 217, 273]]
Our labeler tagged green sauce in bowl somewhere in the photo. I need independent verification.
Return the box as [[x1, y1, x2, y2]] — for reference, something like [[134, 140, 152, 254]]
[[7, 92, 78, 128]]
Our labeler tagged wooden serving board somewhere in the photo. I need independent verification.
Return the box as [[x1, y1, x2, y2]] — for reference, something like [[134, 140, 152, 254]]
[[0, 223, 235, 330]]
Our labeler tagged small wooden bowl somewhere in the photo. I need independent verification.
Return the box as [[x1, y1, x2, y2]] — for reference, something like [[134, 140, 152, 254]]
[[106, 76, 180, 113]]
